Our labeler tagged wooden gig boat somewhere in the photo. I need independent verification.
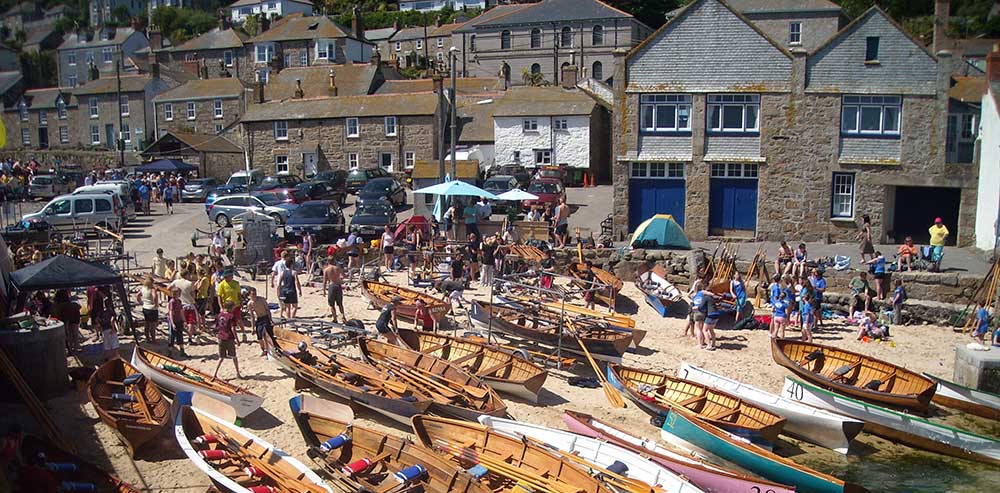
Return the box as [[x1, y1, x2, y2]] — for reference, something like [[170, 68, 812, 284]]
[[175, 392, 333, 493], [497, 295, 645, 347], [469, 300, 632, 363], [131, 347, 263, 418], [21, 435, 142, 493], [270, 327, 433, 424], [289, 394, 493, 493], [608, 364, 786, 443], [659, 408, 868, 493], [923, 372, 1000, 420], [679, 362, 863, 454], [86, 358, 170, 458], [771, 339, 936, 413], [501, 294, 636, 328], [359, 337, 507, 421], [397, 329, 548, 403], [478, 415, 705, 493], [411, 415, 616, 493], [636, 264, 682, 317], [361, 280, 450, 322], [567, 262, 622, 308], [562, 410, 795, 493]]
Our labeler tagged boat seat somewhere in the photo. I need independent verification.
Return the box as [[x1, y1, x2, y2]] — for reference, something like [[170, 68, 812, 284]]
[[476, 360, 514, 377], [706, 408, 741, 422], [422, 342, 451, 354], [678, 395, 708, 408], [451, 350, 485, 366], [830, 361, 862, 382]]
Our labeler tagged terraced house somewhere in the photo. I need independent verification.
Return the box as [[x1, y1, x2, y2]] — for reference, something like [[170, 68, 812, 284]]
[[612, 0, 977, 246], [3, 88, 76, 150], [152, 28, 253, 84], [152, 78, 249, 137], [56, 27, 149, 88], [73, 75, 170, 153], [248, 14, 374, 84]]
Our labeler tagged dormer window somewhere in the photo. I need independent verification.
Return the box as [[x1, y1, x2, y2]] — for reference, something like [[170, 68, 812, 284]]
[[865, 36, 880, 63], [18, 100, 27, 121], [57, 98, 67, 119]]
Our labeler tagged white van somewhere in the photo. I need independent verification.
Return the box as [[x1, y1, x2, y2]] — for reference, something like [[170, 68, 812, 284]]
[[74, 184, 136, 221], [226, 169, 264, 189], [23, 193, 121, 235]]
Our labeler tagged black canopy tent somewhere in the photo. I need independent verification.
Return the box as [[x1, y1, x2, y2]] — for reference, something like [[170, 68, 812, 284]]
[[8, 255, 135, 330], [134, 159, 199, 173]]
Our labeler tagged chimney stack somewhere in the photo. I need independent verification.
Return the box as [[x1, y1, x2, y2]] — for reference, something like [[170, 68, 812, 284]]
[[934, 0, 951, 54], [328, 69, 338, 96], [260, 14, 270, 32], [151, 61, 160, 80], [370, 47, 381, 66], [352, 6, 363, 39], [256, 77, 265, 104], [393, 19, 401, 31], [294, 79, 304, 98], [988, 44, 1000, 82], [148, 25, 163, 51], [561, 64, 578, 89]]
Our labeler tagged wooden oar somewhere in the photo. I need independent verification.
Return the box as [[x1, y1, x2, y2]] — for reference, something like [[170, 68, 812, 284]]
[[210, 425, 318, 493], [378, 355, 489, 399], [432, 439, 581, 493], [564, 321, 624, 409]]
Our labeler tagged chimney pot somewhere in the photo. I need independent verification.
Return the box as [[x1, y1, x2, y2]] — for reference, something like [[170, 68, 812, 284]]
[[352, 6, 363, 40], [328, 69, 338, 97], [294, 78, 304, 99], [256, 78, 265, 104]]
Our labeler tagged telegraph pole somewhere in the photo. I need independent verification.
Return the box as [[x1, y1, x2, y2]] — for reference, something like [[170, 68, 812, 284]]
[[450, 47, 457, 180], [116, 56, 124, 168]]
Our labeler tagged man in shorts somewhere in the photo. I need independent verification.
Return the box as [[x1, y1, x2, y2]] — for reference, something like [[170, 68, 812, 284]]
[[247, 287, 273, 357], [216, 269, 245, 341], [213, 301, 243, 379], [974, 301, 991, 345], [375, 297, 400, 345], [323, 258, 347, 323]]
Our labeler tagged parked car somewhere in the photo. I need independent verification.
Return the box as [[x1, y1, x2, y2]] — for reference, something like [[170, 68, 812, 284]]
[[72, 185, 132, 224], [284, 200, 346, 242], [261, 187, 309, 204], [346, 167, 390, 194], [226, 169, 264, 189], [205, 185, 247, 208], [89, 181, 137, 221], [181, 178, 220, 202], [22, 193, 121, 235], [357, 177, 407, 208], [312, 169, 349, 189], [350, 198, 397, 238], [483, 175, 519, 215], [207, 193, 297, 227], [28, 175, 72, 199], [523, 178, 565, 211], [295, 180, 347, 206], [532, 166, 566, 182], [259, 174, 303, 191], [490, 164, 531, 189]]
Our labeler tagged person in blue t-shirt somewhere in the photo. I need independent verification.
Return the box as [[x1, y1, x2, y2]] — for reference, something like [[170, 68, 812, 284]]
[[138, 182, 151, 215], [809, 269, 826, 328], [730, 271, 747, 314], [800, 293, 815, 342], [771, 291, 788, 339], [867, 251, 887, 300], [974, 301, 991, 345]]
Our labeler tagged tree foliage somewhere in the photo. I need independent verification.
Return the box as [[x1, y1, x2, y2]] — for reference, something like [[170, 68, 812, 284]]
[[19, 51, 58, 88], [243, 14, 260, 37], [150, 6, 217, 44]]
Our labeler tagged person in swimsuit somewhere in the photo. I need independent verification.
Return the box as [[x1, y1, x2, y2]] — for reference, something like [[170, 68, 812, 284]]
[[247, 287, 274, 357], [323, 258, 347, 323]]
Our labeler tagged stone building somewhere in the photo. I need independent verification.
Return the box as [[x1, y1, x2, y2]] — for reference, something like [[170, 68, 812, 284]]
[[141, 131, 246, 181], [2, 2, 41, 34], [263, 62, 392, 100], [152, 78, 249, 137], [453, 0, 651, 85], [153, 28, 253, 84], [364, 24, 400, 64], [239, 91, 441, 177], [72, 74, 170, 153], [612, 0, 977, 247], [248, 14, 374, 84], [713, 0, 847, 53], [229, 0, 313, 25], [388, 23, 461, 69], [56, 27, 150, 88], [3, 88, 77, 150], [89, 0, 149, 28]]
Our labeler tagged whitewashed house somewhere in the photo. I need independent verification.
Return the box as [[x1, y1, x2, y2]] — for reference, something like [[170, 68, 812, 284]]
[[400, 0, 489, 12], [976, 51, 1000, 250], [229, 0, 313, 24]]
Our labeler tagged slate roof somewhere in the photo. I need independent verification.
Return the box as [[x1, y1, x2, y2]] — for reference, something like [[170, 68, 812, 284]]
[[242, 92, 438, 122], [0, 71, 22, 95], [454, 4, 533, 32], [364, 27, 398, 42], [723, 0, 841, 14], [468, 0, 631, 28], [251, 15, 356, 43], [493, 86, 595, 117], [950, 76, 987, 103], [376, 77, 499, 95], [4, 2, 38, 16], [457, 95, 499, 143], [265, 64, 381, 100], [58, 27, 139, 50], [24, 25, 58, 47], [431, 23, 463, 37], [169, 28, 248, 52], [20, 87, 74, 109], [391, 26, 431, 42], [73, 76, 153, 95], [154, 78, 248, 102]]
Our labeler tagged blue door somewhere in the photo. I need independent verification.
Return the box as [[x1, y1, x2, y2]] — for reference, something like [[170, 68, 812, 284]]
[[709, 177, 758, 232], [629, 179, 686, 231]]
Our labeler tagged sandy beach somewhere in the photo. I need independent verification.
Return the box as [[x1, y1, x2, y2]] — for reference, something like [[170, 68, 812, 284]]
[[7, 267, 999, 492]]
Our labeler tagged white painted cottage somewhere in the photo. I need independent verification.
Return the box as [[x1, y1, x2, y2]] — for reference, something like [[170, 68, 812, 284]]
[[229, 0, 313, 24], [976, 54, 1000, 251]]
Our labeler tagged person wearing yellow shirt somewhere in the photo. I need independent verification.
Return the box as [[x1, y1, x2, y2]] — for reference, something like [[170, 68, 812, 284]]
[[216, 269, 246, 342], [928, 217, 949, 271]]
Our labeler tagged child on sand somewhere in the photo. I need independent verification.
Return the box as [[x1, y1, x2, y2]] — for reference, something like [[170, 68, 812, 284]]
[[213, 301, 243, 379], [771, 291, 788, 339], [800, 293, 815, 343], [974, 301, 991, 346], [167, 287, 186, 357]]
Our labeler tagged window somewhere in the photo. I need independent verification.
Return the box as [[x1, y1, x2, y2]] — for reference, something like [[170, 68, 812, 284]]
[[91, 125, 100, 144], [57, 99, 66, 119], [164, 103, 173, 121], [530, 28, 541, 48], [641, 94, 692, 133], [75, 200, 93, 213], [534, 149, 552, 165], [437, 52, 444, 62], [437, 37, 443, 48], [186, 101, 196, 120], [120, 95, 129, 116], [348, 153, 359, 169], [554, 118, 568, 130], [500, 30, 511, 50], [591, 61, 603, 80], [947, 113, 977, 163], [789, 22, 801, 45], [59, 126, 68, 144], [470, 35, 476, 52], [86, 51, 94, 64], [380, 152, 393, 171], [841, 95, 901, 137], [224, 50, 233, 67], [384, 116, 397, 136], [631, 162, 684, 179], [346, 117, 359, 137], [299, 52, 307, 66], [89, 97, 98, 118], [560, 26, 573, 47], [865, 36, 879, 62], [274, 121, 288, 140], [121, 122, 130, 144], [317, 40, 330, 60], [39, 111, 47, 126], [275, 155, 289, 174], [710, 163, 758, 178], [214, 99, 223, 119], [239, 6, 251, 14], [523, 119, 538, 131], [67, 52, 76, 65], [530, 63, 540, 75], [18, 101, 26, 121], [215, 124, 223, 133], [283, 53, 291, 68], [257, 69, 268, 84], [405, 151, 415, 169], [708, 94, 759, 133], [415, 39, 423, 50], [267, 2, 276, 10], [831, 173, 855, 218], [95, 199, 111, 213], [255, 43, 274, 63], [592, 25, 604, 46], [68, 74, 77, 87], [395, 41, 401, 51], [102, 47, 112, 63], [20, 128, 29, 146]]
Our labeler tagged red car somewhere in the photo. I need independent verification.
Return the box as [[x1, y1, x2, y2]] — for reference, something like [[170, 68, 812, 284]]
[[523, 178, 565, 211]]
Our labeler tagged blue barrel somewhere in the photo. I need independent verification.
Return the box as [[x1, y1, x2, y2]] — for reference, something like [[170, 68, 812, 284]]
[[111, 393, 137, 403], [393, 464, 427, 483], [467, 464, 488, 479], [319, 434, 350, 453], [59, 482, 97, 492], [45, 462, 79, 473]]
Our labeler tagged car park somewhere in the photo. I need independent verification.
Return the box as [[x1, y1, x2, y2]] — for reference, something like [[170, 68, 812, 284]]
[[226, 169, 264, 189], [28, 174, 72, 199], [523, 178, 565, 211], [181, 178, 220, 202], [207, 193, 297, 227], [283, 200, 346, 242], [22, 193, 121, 235], [295, 181, 347, 206], [259, 174, 303, 190], [346, 167, 390, 194], [350, 198, 397, 238], [205, 185, 247, 208], [357, 177, 406, 208]]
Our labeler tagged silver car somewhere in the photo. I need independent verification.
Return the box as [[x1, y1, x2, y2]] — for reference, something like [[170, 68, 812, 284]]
[[207, 193, 297, 227], [182, 178, 220, 202], [28, 175, 71, 199], [22, 193, 121, 235]]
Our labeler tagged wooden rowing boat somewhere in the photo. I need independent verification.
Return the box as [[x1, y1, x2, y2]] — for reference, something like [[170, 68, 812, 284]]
[[358, 337, 508, 421], [636, 263, 682, 317], [86, 358, 170, 458], [608, 364, 786, 443], [289, 394, 493, 493], [270, 327, 433, 424], [130, 347, 263, 419], [501, 293, 636, 328], [469, 300, 631, 363], [782, 377, 1000, 466], [562, 410, 795, 493], [679, 362, 863, 454], [923, 372, 1000, 420], [478, 415, 705, 493], [361, 279, 450, 322], [496, 295, 645, 347], [175, 392, 333, 493], [567, 262, 622, 307], [660, 408, 868, 493], [411, 415, 616, 493], [771, 339, 936, 413], [21, 435, 142, 493], [396, 329, 548, 403]]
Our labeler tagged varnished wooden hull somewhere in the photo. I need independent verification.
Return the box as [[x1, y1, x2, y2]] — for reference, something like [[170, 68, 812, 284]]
[[289, 394, 493, 493], [771, 338, 935, 413], [86, 358, 170, 458], [496, 295, 645, 347], [22, 436, 142, 493], [568, 262, 622, 307], [608, 364, 786, 443], [397, 329, 548, 403], [361, 280, 449, 322], [924, 372, 1000, 420]]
